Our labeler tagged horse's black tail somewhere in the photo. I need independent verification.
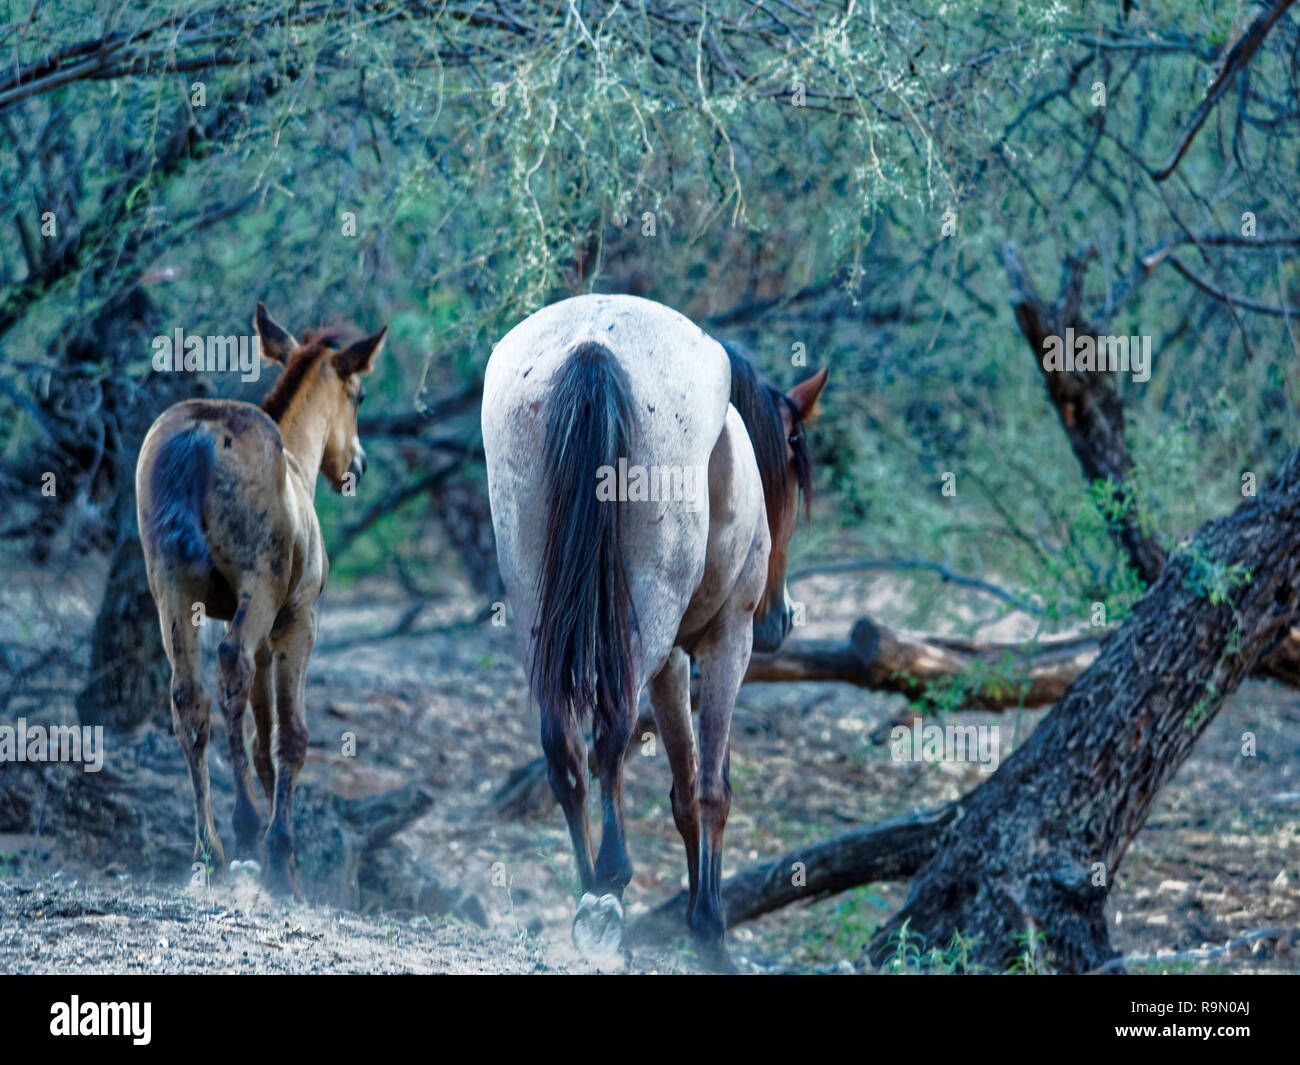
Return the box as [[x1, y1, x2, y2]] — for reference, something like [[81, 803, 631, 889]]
[[532, 341, 638, 743], [147, 426, 215, 573]]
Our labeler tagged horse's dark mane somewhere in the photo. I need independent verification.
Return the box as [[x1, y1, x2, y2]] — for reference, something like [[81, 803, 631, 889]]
[[260, 326, 358, 423], [720, 339, 813, 522]]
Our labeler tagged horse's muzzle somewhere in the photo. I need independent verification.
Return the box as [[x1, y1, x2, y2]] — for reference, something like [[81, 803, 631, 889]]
[[346, 450, 367, 489], [752, 601, 793, 653]]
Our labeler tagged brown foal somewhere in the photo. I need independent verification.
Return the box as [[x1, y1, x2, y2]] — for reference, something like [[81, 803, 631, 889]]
[[135, 304, 384, 892]]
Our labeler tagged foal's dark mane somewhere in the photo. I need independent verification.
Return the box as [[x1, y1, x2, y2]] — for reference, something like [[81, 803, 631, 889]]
[[260, 327, 358, 423], [719, 339, 813, 522]]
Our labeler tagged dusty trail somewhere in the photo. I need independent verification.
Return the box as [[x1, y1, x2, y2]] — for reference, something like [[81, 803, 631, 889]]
[[0, 876, 549, 975]]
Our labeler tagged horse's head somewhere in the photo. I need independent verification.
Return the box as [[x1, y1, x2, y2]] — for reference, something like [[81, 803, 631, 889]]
[[752, 366, 827, 652], [721, 341, 827, 653], [256, 303, 386, 494]]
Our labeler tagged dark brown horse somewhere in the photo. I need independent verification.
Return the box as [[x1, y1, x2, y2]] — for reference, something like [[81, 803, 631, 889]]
[[135, 304, 385, 892], [482, 294, 824, 968]]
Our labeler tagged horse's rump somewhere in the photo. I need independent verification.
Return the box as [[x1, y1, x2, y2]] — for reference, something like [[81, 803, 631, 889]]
[[139, 399, 301, 614], [484, 294, 733, 724]]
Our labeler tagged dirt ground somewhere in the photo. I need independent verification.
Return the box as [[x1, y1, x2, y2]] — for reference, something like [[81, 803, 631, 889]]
[[1, 565, 1298, 974]]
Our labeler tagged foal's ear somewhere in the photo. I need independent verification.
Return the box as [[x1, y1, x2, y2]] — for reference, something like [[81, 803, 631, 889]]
[[333, 326, 387, 378], [254, 303, 298, 364], [787, 366, 829, 421]]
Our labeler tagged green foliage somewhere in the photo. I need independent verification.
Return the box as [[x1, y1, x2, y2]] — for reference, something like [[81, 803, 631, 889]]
[[1185, 681, 1221, 731], [1006, 926, 1054, 975], [878, 917, 985, 974], [907, 650, 1031, 718], [1180, 546, 1253, 607]]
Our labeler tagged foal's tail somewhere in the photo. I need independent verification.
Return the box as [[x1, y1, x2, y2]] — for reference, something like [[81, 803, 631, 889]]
[[532, 341, 638, 740], [147, 426, 215, 573]]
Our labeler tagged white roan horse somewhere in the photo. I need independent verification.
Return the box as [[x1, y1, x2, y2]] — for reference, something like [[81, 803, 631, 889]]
[[482, 294, 825, 968]]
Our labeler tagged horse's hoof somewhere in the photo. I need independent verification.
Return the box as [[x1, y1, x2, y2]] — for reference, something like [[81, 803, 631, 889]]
[[232, 815, 264, 860], [572, 892, 624, 959], [696, 938, 738, 974]]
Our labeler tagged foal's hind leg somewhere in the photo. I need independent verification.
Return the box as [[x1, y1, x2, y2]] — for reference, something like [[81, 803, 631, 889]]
[[249, 642, 276, 809], [264, 609, 314, 896], [160, 603, 226, 876], [216, 589, 276, 860], [647, 649, 700, 911]]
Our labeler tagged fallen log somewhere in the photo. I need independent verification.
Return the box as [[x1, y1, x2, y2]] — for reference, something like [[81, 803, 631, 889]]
[[625, 805, 957, 947], [745, 618, 1101, 710]]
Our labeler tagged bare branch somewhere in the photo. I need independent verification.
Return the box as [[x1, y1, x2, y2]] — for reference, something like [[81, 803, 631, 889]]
[[1159, 252, 1300, 318], [1150, 0, 1299, 181]]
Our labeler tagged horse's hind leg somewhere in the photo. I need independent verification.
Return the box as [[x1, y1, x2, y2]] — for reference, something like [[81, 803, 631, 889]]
[[691, 615, 751, 972], [160, 600, 226, 876], [647, 649, 700, 912], [216, 589, 276, 860], [540, 705, 596, 894], [264, 609, 315, 896], [592, 696, 636, 897]]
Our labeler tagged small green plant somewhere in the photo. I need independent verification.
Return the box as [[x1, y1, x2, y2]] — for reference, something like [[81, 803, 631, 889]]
[[1185, 680, 1220, 731], [194, 846, 218, 883], [878, 918, 984, 974], [881, 917, 923, 972], [1006, 926, 1053, 974], [1088, 476, 1138, 531], [1181, 545, 1252, 606]]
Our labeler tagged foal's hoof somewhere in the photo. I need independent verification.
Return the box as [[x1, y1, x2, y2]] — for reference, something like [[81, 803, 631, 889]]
[[572, 893, 624, 959], [261, 860, 298, 899]]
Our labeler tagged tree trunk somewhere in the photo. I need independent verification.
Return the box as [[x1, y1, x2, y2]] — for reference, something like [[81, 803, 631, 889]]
[[998, 240, 1166, 584], [67, 286, 186, 734], [866, 446, 1300, 972], [430, 477, 504, 598], [1002, 238, 1300, 687], [75, 485, 170, 733]]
